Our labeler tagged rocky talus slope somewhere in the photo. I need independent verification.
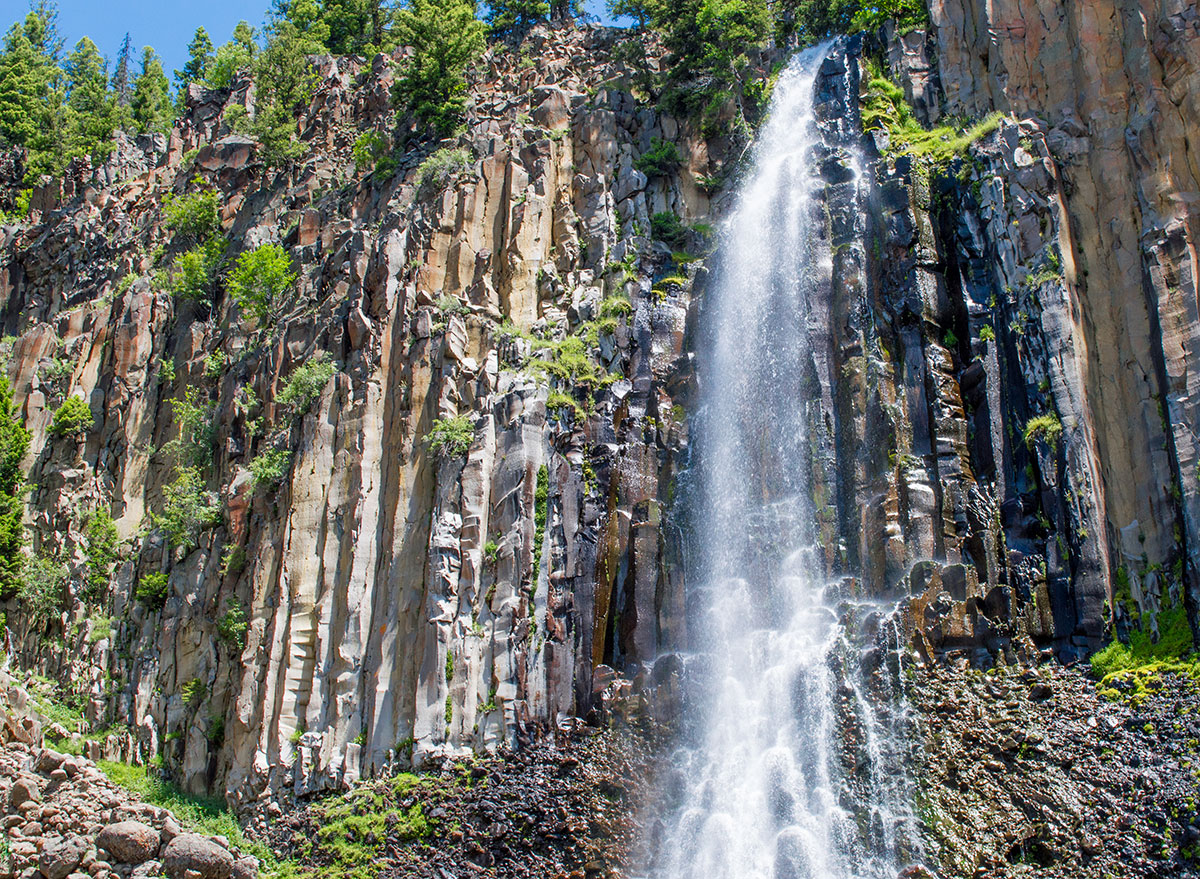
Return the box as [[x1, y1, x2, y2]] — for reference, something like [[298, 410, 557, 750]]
[[0, 673, 262, 879], [0, 4, 1197, 878]]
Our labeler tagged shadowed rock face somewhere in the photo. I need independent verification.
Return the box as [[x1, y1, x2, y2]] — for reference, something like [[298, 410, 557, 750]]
[[0, 6, 1197, 815]]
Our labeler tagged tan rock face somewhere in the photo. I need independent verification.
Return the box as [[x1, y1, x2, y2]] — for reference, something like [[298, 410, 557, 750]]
[[925, 0, 1200, 622]]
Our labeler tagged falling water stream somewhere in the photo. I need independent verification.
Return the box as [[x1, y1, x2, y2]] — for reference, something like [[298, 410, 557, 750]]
[[652, 44, 919, 879]]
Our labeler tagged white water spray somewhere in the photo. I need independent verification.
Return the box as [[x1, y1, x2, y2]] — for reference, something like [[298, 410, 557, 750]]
[[653, 44, 918, 879]]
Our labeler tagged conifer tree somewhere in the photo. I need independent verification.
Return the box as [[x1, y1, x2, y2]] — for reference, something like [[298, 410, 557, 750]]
[[65, 36, 115, 158], [0, 9, 69, 180], [0, 375, 30, 599], [484, 0, 549, 39], [131, 47, 173, 134], [174, 27, 214, 95], [394, 0, 485, 136], [111, 32, 132, 105]]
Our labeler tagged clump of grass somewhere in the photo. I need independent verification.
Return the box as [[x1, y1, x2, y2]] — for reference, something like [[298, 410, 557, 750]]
[[862, 71, 1004, 169], [1023, 413, 1062, 451]]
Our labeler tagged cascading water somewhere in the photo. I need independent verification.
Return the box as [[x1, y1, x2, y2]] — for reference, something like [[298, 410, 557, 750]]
[[651, 43, 920, 879]]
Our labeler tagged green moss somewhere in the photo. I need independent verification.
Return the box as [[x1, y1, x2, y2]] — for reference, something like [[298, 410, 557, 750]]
[[1091, 604, 1199, 704]]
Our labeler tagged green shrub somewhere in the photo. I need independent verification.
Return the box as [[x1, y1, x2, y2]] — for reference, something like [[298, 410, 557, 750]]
[[599, 294, 632, 319], [83, 509, 120, 601], [249, 448, 291, 488], [278, 355, 336, 413], [168, 239, 225, 303], [88, 615, 113, 643], [352, 130, 393, 174], [162, 189, 220, 242], [650, 211, 689, 249], [217, 601, 248, 650], [1023, 413, 1062, 452], [49, 396, 94, 437], [152, 467, 222, 551], [0, 376, 31, 598], [136, 571, 170, 609], [18, 555, 68, 623], [425, 415, 474, 458], [633, 136, 682, 177], [979, 324, 995, 342], [532, 464, 548, 581], [161, 387, 214, 471], [415, 148, 471, 192], [226, 244, 296, 324]]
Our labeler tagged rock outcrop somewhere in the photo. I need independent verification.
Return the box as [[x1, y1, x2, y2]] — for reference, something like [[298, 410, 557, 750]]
[[0, 2, 1196, 832]]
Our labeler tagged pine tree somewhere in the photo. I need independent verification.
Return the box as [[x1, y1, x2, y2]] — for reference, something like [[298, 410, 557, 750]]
[[111, 32, 132, 105], [174, 27, 214, 95], [0, 9, 70, 180], [393, 0, 485, 136], [131, 47, 173, 134], [323, 0, 399, 56], [65, 36, 115, 158], [484, 0, 549, 38]]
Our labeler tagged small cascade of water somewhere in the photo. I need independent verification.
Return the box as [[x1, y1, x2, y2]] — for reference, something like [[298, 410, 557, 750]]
[[650, 44, 921, 879]]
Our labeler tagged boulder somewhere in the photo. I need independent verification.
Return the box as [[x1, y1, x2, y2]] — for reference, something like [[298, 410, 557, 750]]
[[160, 835, 234, 879], [39, 836, 89, 879], [97, 822, 160, 865]]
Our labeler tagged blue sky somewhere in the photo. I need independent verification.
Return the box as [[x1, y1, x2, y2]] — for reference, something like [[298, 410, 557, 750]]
[[15, 1, 621, 81]]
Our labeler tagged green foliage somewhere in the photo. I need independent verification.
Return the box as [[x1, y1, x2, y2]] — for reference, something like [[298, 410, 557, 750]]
[[485, 0, 549, 38], [174, 27, 214, 94], [351, 130, 393, 174], [532, 334, 613, 387], [415, 148, 471, 192], [607, 0, 654, 28], [546, 389, 584, 419], [236, 7, 322, 168], [166, 238, 224, 303], [651, 0, 771, 121], [217, 601, 248, 649], [633, 136, 682, 177], [1091, 605, 1198, 705], [135, 571, 169, 609], [393, 0, 486, 137], [0, 376, 30, 598], [484, 540, 499, 564], [182, 678, 206, 706], [205, 21, 257, 89], [425, 415, 474, 458], [249, 448, 291, 488], [49, 396, 94, 437], [277, 355, 335, 412], [18, 555, 67, 623], [599, 294, 633, 319], [152, 467, 221, 551], [773, 0, 926, 45], [862, 72, 1003, 171], [979, 324, 995, 342], [162, 387, 214, 470], [532, 464, 548, 579], [131, 48, 174, 134], [312, 781, 432, 879], [1023, 413, 1062, 452], [0, 7, 124, 181], [650, 211, 689, 249], [83, 509, 120, 601], [227, 244, 296, 324], [162, 189, 220, 242]]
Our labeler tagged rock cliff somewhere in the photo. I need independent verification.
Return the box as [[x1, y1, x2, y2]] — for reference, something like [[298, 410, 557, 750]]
[[0, 1, 1196, 845]]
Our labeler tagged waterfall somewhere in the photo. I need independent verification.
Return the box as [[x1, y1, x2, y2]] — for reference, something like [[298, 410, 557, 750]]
[[652, 43, 920, 879]]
